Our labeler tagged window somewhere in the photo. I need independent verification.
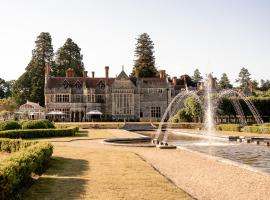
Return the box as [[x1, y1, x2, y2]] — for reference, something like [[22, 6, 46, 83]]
[[56, 95, 62, 102], [74, 81, 82, 89], [97, 81, 105, 90], [112, 93, 134, 115], [96, 95, 105, 103], [63, 80, 69, 89], [151, 107, 161, 118], [55, 94, 69, 103], [75, 95, 82, 103]]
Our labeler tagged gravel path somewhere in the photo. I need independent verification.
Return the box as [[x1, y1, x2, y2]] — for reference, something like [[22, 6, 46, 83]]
[[53, 128, 270, 200]]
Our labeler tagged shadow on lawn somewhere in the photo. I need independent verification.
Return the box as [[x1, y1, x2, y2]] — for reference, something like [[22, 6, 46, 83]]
[[23, 157, 89, 200]]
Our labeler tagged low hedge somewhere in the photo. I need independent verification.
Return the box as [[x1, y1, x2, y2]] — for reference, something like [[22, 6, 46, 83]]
[[0, 126, 78, 139], [21, 119, 55, 129], [0, 139, 53, 199], [216, 124, 241, 132], [0, 139, 37, 152], [0, 120, 21, 131], [243, 125, 270, 134]]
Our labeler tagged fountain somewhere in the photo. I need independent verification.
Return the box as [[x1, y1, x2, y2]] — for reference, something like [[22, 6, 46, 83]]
[[153, 73, 263, 147]]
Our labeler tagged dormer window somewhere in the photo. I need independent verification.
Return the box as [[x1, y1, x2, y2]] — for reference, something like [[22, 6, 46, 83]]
[[97, 80, 105, 90], [74, 80, 82, 89], [63, 79, 69, 89]]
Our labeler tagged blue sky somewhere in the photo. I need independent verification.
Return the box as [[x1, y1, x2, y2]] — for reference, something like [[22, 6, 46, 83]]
[[0, 0, 269, 84]]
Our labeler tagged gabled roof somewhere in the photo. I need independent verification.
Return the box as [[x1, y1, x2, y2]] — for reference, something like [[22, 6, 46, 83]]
[[45, 77, 115, 89], [116, 70, 129, 80]]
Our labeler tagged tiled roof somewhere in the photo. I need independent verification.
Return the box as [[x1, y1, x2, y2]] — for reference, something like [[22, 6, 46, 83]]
[[46, 77, 115, 89], [137, 77, 170, 88]]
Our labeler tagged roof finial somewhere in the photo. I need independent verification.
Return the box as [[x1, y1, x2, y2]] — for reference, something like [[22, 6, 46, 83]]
[[122, 65, 124, 71]]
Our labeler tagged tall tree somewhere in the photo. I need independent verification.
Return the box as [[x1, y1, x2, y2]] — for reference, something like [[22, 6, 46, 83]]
[[52, 38, 84, 77], [0, 78, 6, 98], [192, 69, 203, 83], [130, 33, 158, 79], [236, 67, 251, 88], [0, 78, 15, 98], [260, 79, 270, 91], [219, 73, 232, 89], [14, 32, 54, 106]]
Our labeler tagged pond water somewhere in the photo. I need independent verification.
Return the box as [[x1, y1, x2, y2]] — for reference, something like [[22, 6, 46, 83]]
[[136, 130, 270, 174]]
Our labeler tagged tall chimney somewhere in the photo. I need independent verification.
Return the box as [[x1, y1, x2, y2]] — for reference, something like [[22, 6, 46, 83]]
[[159, 70, 166, 78], [66, 68, 75, 77], [105, 66, 109, 78], [92, 71, 95, 78], [83, 71, 88, 78], [172, 77, 177, 85]]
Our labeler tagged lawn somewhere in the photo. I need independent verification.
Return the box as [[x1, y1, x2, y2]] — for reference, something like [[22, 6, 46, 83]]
[[0, 152, 11, 161], [23, 145, 192, 200]]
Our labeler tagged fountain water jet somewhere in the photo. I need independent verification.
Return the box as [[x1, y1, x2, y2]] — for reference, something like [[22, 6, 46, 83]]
[[153, 74, 264, 147]]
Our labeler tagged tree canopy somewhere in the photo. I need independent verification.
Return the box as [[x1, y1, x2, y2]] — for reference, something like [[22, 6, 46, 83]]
[[219, 73, 232, 89], [14, 32, 54, 106], [52, 38, 84, 77], [236, 67, 251, 88], [130, 33, 158, 79], [192, 69, 203, 84]]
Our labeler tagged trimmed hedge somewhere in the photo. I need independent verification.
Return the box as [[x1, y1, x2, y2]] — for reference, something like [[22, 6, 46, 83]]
[[0, 139, 37, 152], [0, 120, 21, 131], [216, 124, 241, 132], [243, 125, 270, 134], [0, 126, 78, 139], [0, 139, 53, 199], [21, 119, 55, 129]]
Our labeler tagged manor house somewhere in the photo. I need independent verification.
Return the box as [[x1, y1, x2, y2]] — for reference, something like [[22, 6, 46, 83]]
[[44, 65, 195, 122]]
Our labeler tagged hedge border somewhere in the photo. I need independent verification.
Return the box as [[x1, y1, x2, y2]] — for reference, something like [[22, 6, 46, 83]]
[[0, 139, 53, 199], [0, 126, 79, 139]]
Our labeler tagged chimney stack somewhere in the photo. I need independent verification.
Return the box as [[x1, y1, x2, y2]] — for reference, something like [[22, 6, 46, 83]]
[[66, 68, 75, 77], [83, 71, 88, 78], [92, 71, 95, 78], [159, 70, 166, 78], [105, 66, 109, 78], [172, 76, 177, 85]]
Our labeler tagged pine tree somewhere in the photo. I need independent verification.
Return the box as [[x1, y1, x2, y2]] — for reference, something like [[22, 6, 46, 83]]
[[52, 38, 84, 77], [192, 69, 203, 83], [14, 32, 54, 106], [236, 67, 251, 88], [130, 33, 158, 79], [219, 73, 232, 89]]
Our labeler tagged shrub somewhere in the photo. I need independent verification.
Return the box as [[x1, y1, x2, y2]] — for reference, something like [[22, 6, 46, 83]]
[[0, 138, 37, 152], [216, 124, 241, 132], [243, 125, 270, 134], [21, 119, 55, 129], [0, 140, 53, 199], [0, 120, 21, 131], [0, 126, 78, 139]]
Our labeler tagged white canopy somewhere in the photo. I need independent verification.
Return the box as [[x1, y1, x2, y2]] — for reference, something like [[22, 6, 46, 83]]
[[86, 110, 102, 115], [47, 111, 65, 115]]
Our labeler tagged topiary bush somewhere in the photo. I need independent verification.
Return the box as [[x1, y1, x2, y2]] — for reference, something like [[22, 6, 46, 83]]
[[0, 120, 21, 131], [21, 119, 55, 129], [216, 124, 241, 132]]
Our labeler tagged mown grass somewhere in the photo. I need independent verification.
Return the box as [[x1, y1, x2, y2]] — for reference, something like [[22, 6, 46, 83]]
[[23, 146, 192, 200], [0, 152, 11, 161]]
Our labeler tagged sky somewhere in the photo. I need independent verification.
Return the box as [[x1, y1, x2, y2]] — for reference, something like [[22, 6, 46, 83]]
[[0, 0, 270, 85]]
